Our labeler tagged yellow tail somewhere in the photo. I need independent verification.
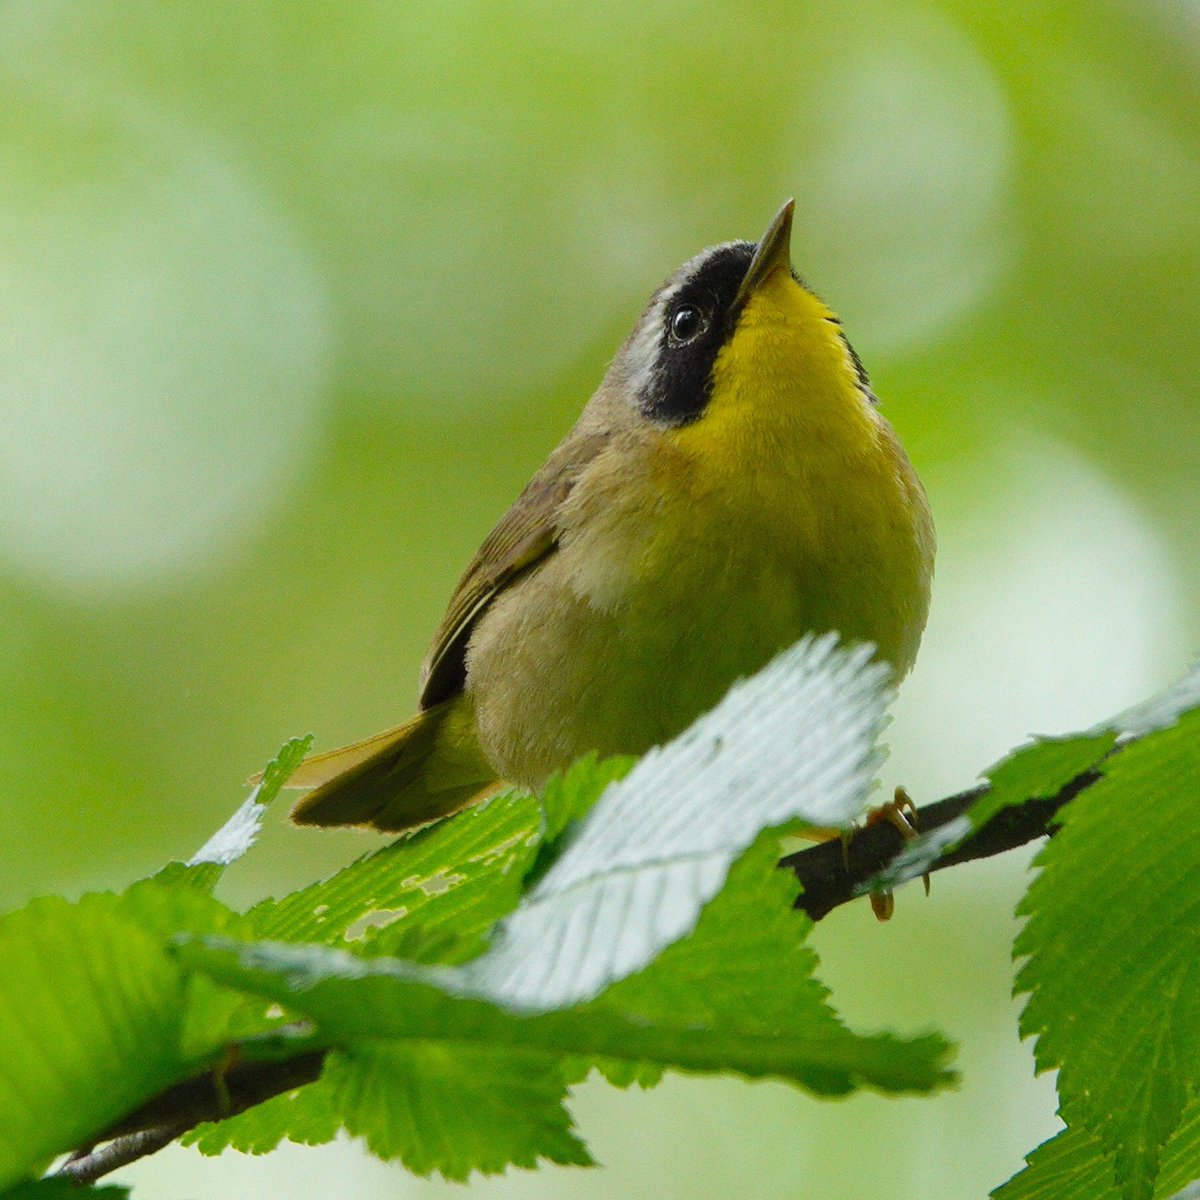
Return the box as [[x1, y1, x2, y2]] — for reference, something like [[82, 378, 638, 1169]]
[[286, 696, 501, 833]]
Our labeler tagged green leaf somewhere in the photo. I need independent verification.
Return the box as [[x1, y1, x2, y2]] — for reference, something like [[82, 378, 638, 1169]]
[[0, 880, 253, 1187], [537, 752, 636, 842], [0, 1182, 130, 1200], [152, 860, 224, 893], [579, 1058, 665, 1089], [1014, 709, 1200, 1200], [182, 819, 951, 1179], [126, 880, 279, 1056], [182, 834, 953, 1099], [185, 1074, 342, 1156], [248, 784, 543, 955], [587, 828, 955, 1094], [256, 735, 318, 807], [993, 1094, 1200, 1199], [325, 1045, 592, 1180], [970, 731, 1118, 829], [454, 635, 893, 1010], [189, 927, 950, 1093], [992, 1125, 1116, 1200], [0, 895, 192, 1188]]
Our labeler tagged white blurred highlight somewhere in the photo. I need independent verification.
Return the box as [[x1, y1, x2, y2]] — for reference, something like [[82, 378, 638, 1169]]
[[893, 431, 1188, 793], [790, 10, 1014, 354], [0, 90, 332, 593]]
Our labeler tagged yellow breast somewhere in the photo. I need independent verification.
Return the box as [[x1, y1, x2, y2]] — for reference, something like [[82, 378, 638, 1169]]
[[466, 268, 934, 789], [667, 268, 935, 676]]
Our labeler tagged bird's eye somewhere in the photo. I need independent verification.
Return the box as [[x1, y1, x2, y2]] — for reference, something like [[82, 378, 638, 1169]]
[[669, 304, 706, 344]]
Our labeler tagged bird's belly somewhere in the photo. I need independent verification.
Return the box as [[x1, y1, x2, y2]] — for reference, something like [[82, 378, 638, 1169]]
[[464, 544, 819, 789], [464, 435, 931, 789]]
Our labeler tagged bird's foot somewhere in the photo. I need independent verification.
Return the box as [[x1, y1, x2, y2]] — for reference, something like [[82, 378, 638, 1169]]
[[859, 786, 930, 922]]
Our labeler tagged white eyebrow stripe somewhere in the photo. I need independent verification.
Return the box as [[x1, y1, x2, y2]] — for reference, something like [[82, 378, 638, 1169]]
[[621, 241, 746, 407], [624, 295, 667, 400]]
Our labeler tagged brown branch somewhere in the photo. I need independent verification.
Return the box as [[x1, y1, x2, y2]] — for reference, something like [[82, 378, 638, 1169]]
[[56, 1051, 328, 1187], [783, 768, 1100, 920], [104, 1049, 328, 1140], [55, 768, 1102, 1186], [58, 1122, 194, 1186]]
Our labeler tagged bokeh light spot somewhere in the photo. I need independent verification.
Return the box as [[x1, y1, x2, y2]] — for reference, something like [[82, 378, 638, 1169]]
[[894, 431, 1188, 793], [0, 86, 332, 593], [789, 9, 1015, 354]]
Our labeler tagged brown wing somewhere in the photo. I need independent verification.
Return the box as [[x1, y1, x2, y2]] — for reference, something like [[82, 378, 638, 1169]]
[[418, 429, 608, 708]]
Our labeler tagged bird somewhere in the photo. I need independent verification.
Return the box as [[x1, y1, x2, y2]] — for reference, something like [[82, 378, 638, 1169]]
[[282, 200, 935, 833]]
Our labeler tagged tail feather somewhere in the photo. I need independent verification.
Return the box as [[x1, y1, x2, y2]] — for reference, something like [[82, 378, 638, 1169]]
[[271, 719, 431, 792], [288, 697, 501, 833]]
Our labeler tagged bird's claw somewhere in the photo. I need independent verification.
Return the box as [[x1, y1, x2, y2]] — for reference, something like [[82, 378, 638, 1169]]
[[863, 786, 930, 921]]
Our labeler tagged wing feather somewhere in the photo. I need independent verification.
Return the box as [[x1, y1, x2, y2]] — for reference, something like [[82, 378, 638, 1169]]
[[418, 429, 608, 708]]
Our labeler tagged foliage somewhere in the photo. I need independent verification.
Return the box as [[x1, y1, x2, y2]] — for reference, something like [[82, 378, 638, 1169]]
[[1009, 708, 1200, 1200], [0, 643, 1198, 1197]]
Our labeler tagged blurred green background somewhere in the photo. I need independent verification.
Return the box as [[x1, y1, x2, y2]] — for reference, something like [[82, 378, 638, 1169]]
[[1, 1, 1197, 1195]]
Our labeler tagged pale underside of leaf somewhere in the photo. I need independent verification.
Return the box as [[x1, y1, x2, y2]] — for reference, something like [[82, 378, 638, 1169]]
[[459, 634, 892, 1009], [188, 735, 313, 869]]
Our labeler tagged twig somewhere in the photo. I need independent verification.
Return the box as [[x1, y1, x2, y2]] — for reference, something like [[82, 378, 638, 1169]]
[[784, 769, 1100, 920], [58, 1123, 193, 1186], [57, 1051, 327, 1187], [55, 768, 1101, 1185]]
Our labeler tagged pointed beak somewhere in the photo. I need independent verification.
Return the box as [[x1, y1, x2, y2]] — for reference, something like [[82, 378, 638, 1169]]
[[734, 199, 795, 308]]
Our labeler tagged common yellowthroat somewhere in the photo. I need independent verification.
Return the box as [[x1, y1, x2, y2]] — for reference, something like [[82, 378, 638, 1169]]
[[284, 200, 935, 832]]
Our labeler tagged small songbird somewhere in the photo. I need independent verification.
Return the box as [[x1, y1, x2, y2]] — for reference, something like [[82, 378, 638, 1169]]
[[283, 201, 935, 832]]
